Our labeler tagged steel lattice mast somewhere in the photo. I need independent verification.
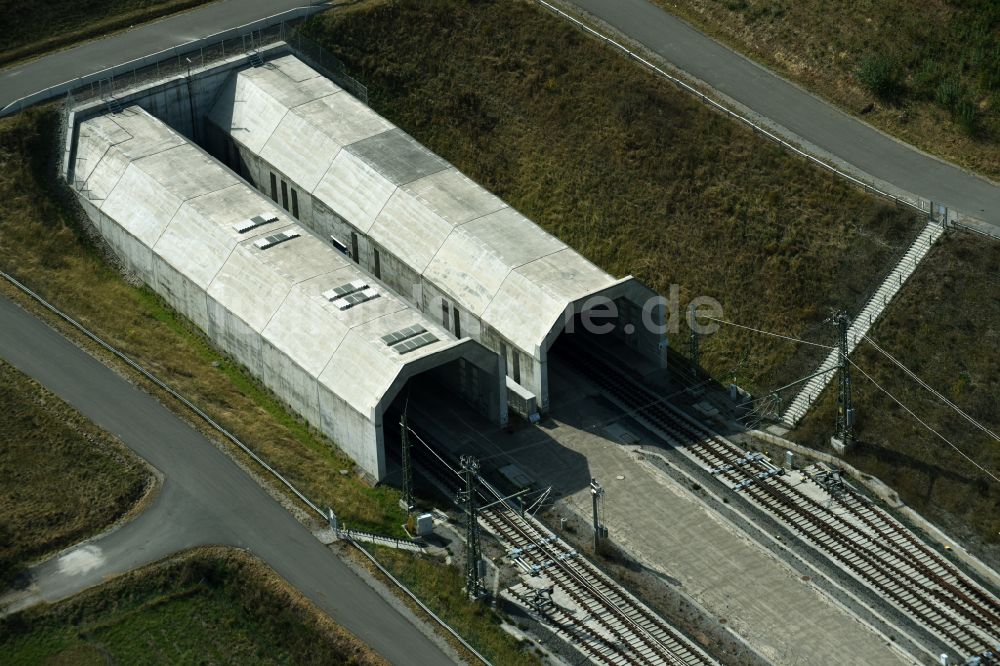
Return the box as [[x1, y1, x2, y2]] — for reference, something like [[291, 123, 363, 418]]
[[458, 455, 484, 598]]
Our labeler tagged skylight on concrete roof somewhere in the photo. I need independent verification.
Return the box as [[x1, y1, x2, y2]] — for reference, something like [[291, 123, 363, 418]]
[[332, 287, 379, 310], [253, 230, 300, 250], [392, 331, 438, 354], [233, 212, 278, 233], [381, 324, 426, 346], [322, 279, 368, 301]]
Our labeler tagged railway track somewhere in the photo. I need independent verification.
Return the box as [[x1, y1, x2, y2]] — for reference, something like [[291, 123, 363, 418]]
[[402, 418, 716, 666], [480, 501, 715, 666], [558, 336, 1000, 663]]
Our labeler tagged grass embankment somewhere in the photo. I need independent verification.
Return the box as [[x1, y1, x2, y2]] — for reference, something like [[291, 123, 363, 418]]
[[0, 107, 531, 664], [363, 546, 541, 666], [0, 359, 150, 589], [0, 0, 211, 68], [0, 548, 384, 665], [301, 0, 920, 396], [653, 0, 1000, 181], [795, 233, 1000, 559]]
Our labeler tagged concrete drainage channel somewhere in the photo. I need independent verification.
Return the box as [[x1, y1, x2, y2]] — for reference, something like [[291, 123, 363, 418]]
[[0, 269, 492, 666]]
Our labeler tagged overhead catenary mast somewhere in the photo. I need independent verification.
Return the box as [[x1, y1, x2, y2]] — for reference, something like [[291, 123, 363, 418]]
[[458, 455, 485, 599], [832, 311, 855, 452]]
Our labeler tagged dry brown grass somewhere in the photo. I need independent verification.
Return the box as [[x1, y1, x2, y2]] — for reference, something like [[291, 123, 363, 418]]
[[653, 0, 1000, 180], [794, 232, 1000, 561], [0, 359, 151, 588], [302, 0, 921, 395]]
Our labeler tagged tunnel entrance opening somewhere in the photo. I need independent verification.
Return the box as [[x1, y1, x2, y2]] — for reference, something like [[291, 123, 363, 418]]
[[380, 355, 505, 499], [546, 308, 668, 413]]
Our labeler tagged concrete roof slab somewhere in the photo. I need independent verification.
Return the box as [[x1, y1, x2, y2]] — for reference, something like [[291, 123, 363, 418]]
[[75, 131, 113, 186], [319, 308, 455, 416], [369, 188, 456, 272], [402, 168, 507, 226], [156, 185, 294, 289], [461, 207, 567, 268], [294, 92, 394, 147], [311, 269, 410, 330], [313, 149, 397, 233], [134, 143, 236, 201], [249, 226, 348, 285], [100, 163, 183, 246], [345, 128, 449, 186], [207, 243, 293, 332], [423, 230, 512, 316], [260, 282, 349, 377], [516, 249, 615, 303], [183, 182, 285, 242], [74, 115, 133, 189], [260, 110, 341, 192], [104, 107, 185, 158], [83, 144, 131, 202], [483, 269, 565, 354], [208, 73, 288, 154], [81, 114, 134, 146], [153, 203, 234, 289], [268, 54, 324, 83], [245, 59, 339, 108]]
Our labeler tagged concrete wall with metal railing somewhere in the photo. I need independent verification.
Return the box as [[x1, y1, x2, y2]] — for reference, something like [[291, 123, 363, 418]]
[[0, 5, 327, 119], [532, 0, 996, 241]]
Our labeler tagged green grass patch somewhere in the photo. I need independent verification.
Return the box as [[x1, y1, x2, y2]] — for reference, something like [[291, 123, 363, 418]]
[[652, 0, 1000, 180], [794, 232, 1000, 557], [0, 359, 149, 589], [0, 0, 212, 67], [368, 545, 540, 666], [301, 0, 919, 396], [0, 548, 384, 665]]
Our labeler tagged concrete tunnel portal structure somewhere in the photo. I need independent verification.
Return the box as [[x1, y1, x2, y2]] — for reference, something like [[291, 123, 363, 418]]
[[64, 51, 667, 481], [70, 106, 505, 481], [205, 55, 667, 417]]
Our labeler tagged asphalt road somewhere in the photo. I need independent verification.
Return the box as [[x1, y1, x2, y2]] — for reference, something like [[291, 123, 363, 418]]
[[4, 0, 997, 230], [0, 295, 456, 666], [0, 0, 321, 109], [567, 0, 1000, 229]]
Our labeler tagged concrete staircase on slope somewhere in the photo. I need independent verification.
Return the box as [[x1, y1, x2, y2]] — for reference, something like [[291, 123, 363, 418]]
[[781, 220, 946, 427]]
